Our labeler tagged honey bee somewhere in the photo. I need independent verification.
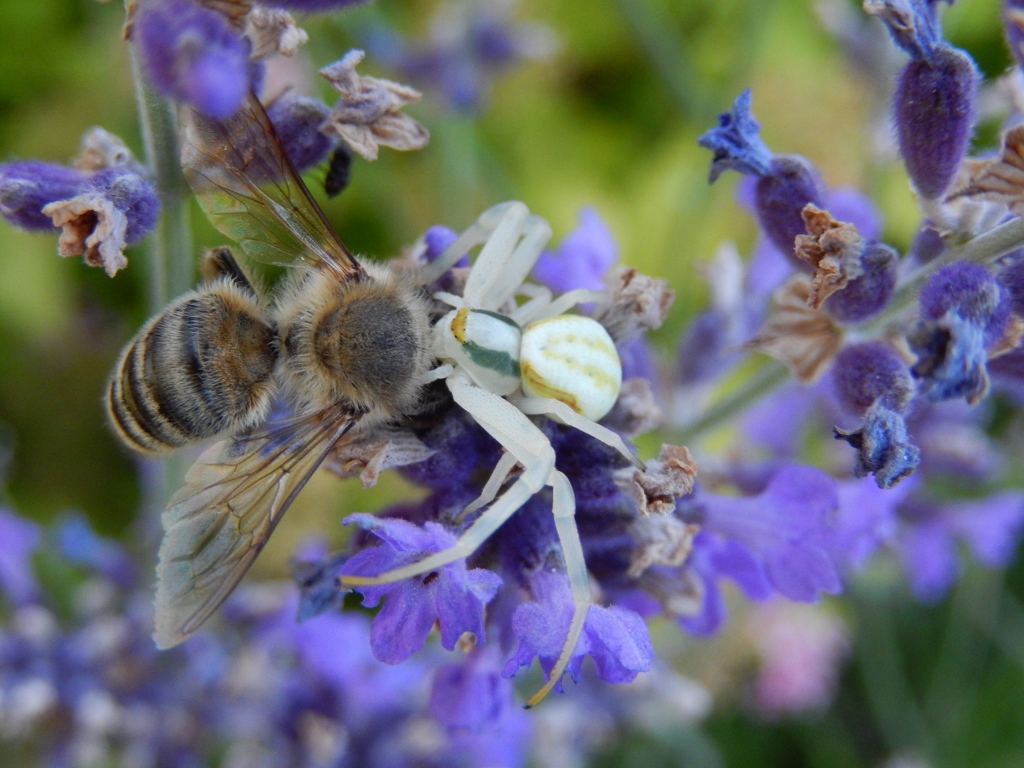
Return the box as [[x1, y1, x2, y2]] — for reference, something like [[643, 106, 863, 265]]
[[106, 93, 434, 648]]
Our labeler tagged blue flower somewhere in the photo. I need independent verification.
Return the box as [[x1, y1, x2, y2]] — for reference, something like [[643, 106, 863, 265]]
[[0, 508, 40, 605], [341, 515, 503, 664], [0, 161, 88, 230], [52, 512, 136, 587], [502, 571, 653, 690], [866, 0, 979, 198], [910, 260, 1010, 404], [895, 492, 1024, 600], [533, 207, 618, 294], [691, 464, 842, 603], [699, 90, 826, 262]]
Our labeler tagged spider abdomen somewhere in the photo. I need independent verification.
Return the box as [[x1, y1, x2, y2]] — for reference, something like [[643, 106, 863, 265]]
[[520, 315, 621, 420]]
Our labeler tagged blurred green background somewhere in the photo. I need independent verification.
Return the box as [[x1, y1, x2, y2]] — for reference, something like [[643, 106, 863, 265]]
[[2, 0, 1024, 766]]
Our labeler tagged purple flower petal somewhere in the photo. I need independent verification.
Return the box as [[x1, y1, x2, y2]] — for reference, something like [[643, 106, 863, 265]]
[[699, 464, 842, 602], [533, 207, 618, 294], [501, 571, 652, 689], [341, 515, 502, 664], [0, 508, 40, 605]]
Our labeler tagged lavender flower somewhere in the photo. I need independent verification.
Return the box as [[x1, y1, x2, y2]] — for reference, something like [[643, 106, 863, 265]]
[[365, 3, 556, 112], [0, 161, 88, 230], [699, 90, 826, 264], [265, 95, 335, 172], [909, 260, 1011, 404], [341, 514, 503, 664], [133, 0, 252, 119], [533, 207, 617, 294], [865, 0, 980, 199], [682, 464, 842, 610], [895, 492, 1024, 600], [0, 508, 40, 606], [43, 167, 160, 276], [831, 342, 920, 488], [502, 571, 653, 689]]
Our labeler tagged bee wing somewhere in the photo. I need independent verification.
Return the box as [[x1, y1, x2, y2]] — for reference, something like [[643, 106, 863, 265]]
[[180, 92, 363, 282], [153, 404, 360, 648]]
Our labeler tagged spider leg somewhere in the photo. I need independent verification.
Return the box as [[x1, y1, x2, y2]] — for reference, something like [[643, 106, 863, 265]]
[[524, 469, 591, 708], [515, 396, 644, 470], [525, 288, 607, 323], [340, 375, 555, 584], [465, 209, 552, 311], [417, 201, 523, 285], [457, 449, 520, 522]]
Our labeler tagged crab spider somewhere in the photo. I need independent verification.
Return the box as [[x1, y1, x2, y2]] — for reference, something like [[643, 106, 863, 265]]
[[341, 201, 643, 707]]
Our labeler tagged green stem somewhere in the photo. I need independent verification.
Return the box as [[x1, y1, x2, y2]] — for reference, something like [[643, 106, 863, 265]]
[[675, 360, 790, 444], [677, 217, 1024, 443], [130, 46, 194, 513], [859, 216, 1024, 337], [131, 49, 194, 310]]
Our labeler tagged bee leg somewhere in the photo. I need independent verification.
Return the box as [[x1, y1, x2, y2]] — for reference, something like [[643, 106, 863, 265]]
[[200, 246, 258, 296]]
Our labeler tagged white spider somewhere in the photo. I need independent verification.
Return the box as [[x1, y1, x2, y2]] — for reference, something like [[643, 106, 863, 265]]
[[341, 201, 643, 706]]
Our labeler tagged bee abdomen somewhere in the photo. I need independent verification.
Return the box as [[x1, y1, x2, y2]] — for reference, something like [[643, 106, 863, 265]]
[[107, 283, 278, 454]]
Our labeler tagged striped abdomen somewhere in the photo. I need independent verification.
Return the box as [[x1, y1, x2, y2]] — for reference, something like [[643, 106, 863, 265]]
[[106, 282, 278, 454]]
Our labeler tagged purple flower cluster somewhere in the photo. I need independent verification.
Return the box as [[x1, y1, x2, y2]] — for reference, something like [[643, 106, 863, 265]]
[[364, 2, 555, 111], [675, 0, 1024, 615], [0, 137, 159, 276], [0, 506, 545, 767]]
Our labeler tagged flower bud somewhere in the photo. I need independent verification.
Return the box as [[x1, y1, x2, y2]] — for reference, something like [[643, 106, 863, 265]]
[[894, 46, 979, 199], [0, 161, 88, 230], [823, 242, 898, 323], [134, 0, 251, 119], [265, 96, 333, 171], [832, 342, 915, 415], [909, 260, 1010, 403], [699, 91, 826, 264]]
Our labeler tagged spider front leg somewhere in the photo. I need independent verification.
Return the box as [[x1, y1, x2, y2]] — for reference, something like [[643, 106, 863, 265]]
[[340, 374, 594, 706]]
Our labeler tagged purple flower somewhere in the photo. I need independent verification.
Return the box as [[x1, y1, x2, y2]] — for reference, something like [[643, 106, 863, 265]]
[[269, 0, 369, 12], [43, 167, 160, 276], [699, 90, 826, 262], [502, 571, 653, 689], [341, 514, 502, 664], [0, 161, 88, 230], [832, 342, 915, 415], [833, 475, 914, 569], [134, 0, 251, 119], [533, 207, 618, 294], [866, 0, 979, 198], [834, 402, 921, 489], [694, 464, 842, 602], [429, 648, 512, 729], [265, 96, 334, 172], [0, 508, 40, 605], [1005, 0, 1024, 68], [896, 492, 1024, 600], [52, 512, 135, 587], [909, 260, 1011, 404], [822, 242, 898, 323]]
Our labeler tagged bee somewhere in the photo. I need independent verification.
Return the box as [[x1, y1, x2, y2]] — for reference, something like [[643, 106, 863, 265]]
[[106, 93, 434, 648]]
